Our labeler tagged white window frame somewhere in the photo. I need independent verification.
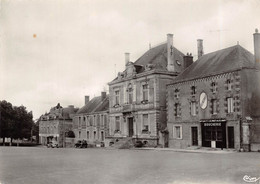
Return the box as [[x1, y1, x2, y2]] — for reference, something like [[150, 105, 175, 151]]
[[115, 90, 120, 105], [142, 114, 149, 131], [173, 125, 182, 139]]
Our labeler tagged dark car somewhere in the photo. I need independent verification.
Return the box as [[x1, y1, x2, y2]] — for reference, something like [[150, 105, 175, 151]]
[[47, 141, 59, 148], [134, 140, 143, 148], [75, 140, 88, 148]]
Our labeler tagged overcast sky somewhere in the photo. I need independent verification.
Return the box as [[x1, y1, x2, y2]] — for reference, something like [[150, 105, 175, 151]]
[[0, 0, 260, 119]]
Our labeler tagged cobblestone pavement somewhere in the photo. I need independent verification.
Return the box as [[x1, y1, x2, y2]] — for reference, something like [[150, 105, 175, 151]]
[[0, 146, 259, 184]]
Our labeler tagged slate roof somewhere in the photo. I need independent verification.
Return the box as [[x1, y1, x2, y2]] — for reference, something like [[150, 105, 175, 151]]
[[76, 96, 109, 114], [134, 43, 184, 72], [171, 45, 255, 84]]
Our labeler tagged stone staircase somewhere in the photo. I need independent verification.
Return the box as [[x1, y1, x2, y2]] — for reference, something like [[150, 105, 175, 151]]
[[109, 137, 134, 149]]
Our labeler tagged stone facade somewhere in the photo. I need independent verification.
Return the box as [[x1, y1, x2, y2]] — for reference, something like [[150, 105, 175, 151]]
[[73, 93, 109, 145], [167, 30, 260, 151], [39, 104, 77, 147], [108, 34, 185, 147]]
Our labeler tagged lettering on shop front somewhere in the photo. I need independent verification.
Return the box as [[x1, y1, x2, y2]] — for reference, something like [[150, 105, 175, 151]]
[[204, 123, 221, 127]]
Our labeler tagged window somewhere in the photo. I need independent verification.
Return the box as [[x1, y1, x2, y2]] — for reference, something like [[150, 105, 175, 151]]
[[227, 97, 234, 113], [212, 99, 217, 114], [101, 131, 104, 141], [115, 116, 120, 131], [89, 116, 93, 126], [79, 131, 81, 138], [191, 86, 196, 95], [87, 131, 89, 139], [128, 84, 133, 104], [174, 103, 179, 117], [115, 90, 120, 105], [142, 114, 149, 131], [227, 80, 232, 90], [173, 126, 182, 139], [142, 84, 148, 101], [93, 131, 96, 140], [191, 102, 196, 116], [87, 116, 89, 126], [97, 115, 100, 126], [175, 89, 180, 98], [212, 82, 217, 93], [79, 117, 81, 127]]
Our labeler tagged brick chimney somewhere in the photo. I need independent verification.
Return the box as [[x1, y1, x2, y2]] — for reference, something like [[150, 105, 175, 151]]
[[101, 92, 106, 101], [167, 34, 175, 72], [85, 96, 89, 105], [254, 28, 260, 69], [183, 53, 193, 69], [125, 53, 130, 66], [197, 39, 204, 59]]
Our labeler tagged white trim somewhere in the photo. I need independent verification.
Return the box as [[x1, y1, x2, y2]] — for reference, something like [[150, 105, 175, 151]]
[[173, 125, 182, 139]]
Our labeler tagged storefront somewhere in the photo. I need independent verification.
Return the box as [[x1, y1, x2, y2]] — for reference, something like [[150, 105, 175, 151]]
[[201, 119, 226, 149]]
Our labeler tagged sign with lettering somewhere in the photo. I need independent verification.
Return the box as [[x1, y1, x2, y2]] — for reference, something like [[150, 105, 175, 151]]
[[200, 92, 208, 109], [204, 123, 221, 126]]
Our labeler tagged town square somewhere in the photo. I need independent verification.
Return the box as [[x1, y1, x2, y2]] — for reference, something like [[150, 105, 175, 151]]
[[1, 0, 260, 184]]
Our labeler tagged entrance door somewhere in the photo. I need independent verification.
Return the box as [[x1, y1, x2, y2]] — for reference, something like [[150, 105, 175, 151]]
[[191, 127, 198, 146], [228, 127, 234, 148], [128, 118, 134, 137]]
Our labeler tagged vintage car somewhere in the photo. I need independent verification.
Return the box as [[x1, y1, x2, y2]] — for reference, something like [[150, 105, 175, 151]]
[[47, 141, 59, 148], [75, 140, 88, 148]]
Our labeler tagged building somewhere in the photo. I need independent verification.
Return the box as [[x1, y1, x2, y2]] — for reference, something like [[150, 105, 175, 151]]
[[167, 29, 260, 151], [39, 103, 78, 147], [107, 34, 186, 147], [73, 92, 109, 145]]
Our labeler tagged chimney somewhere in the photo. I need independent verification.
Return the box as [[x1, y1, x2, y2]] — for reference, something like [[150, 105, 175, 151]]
[[101, 92, 106, 101], [85, 96, 89, 105], [254, 28, 260, 69], [125, 53, 130, 66], [167, 34, 175, 72], [183, 53, 193, 69], [197, 39, 204, 59]]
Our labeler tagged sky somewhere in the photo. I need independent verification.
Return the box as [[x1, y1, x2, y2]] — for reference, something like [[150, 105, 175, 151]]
[[0, 0, 260, 119]]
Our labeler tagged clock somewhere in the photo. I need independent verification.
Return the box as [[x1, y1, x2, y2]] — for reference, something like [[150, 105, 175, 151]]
[[200, 92, 207, 109]]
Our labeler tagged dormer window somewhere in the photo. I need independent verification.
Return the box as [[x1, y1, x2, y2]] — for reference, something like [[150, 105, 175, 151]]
[[227, 80, 232, 90], [191, 86, 196, 95]]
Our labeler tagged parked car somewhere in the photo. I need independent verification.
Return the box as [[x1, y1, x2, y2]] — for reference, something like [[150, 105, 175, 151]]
[[75, 140, 88, 148], [134, 140, 143, 148], [47, 141, 59, 148]]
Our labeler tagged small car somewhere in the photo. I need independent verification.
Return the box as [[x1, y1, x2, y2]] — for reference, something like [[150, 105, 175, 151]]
[[75, 140, 88, 148], [134, 140, 143, 148], [47, 141, 59, 148]]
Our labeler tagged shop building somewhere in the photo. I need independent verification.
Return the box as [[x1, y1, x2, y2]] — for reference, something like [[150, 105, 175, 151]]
[[167, 29, 260, 151]]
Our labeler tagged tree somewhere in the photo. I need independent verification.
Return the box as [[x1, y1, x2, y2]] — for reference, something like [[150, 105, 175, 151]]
[[0, 100, 14, 145]]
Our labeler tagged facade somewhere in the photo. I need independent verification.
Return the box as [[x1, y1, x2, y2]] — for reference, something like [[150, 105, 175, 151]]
[[73, 92, 109, 145], [167, 30, 260, 151], [107, 34, 187, 147], [39, 104, 78, 147]]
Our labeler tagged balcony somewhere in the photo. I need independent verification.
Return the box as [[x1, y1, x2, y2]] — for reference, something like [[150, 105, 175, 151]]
[[123, 104, 135, 112]]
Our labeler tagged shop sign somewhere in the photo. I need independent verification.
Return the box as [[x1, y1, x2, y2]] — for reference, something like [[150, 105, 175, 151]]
[[204, 122, 221, 126]]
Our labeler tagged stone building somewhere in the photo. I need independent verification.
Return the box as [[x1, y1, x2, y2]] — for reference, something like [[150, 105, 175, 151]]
[[107, 34, 186, 147], [39, 104, 78, 147], [167, 29, 260, 151], [73, 92, 109, 145]]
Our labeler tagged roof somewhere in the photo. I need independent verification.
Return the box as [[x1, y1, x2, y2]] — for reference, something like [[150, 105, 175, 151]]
[[76, 96, 109, 114], [171, 45, 255, 84], [134, 43, 184, 72]]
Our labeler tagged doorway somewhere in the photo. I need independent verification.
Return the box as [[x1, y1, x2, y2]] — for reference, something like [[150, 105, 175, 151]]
[[228, 127, 234, 148], [128, 117, 134, 137], [191, 127, 198, 146]]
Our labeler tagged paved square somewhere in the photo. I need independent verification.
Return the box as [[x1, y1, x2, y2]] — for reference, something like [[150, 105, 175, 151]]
[[0, 147, 259, 184]]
